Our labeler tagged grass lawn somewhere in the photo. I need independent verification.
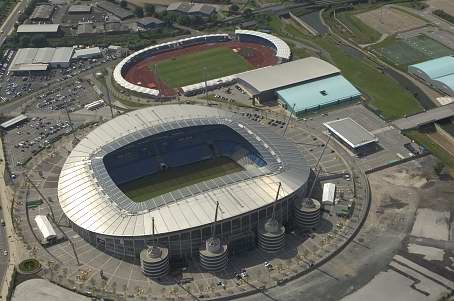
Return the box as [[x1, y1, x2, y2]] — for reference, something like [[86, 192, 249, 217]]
[[314, 37, 423, 120], [153, 47, 253, 88], [119, 157, 244, 202], [336, 10, 382, 44]]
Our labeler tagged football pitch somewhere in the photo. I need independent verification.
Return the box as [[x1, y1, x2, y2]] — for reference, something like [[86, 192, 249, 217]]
[[119, 157, 244, 202], [151, 47, 253, 88]]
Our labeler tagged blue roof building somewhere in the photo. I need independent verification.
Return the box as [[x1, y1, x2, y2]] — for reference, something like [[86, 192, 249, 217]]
[[408, 56, 454, 96], [276, 75, 361, 115]]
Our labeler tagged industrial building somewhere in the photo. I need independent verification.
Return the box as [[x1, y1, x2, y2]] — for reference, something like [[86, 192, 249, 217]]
[[73, 47, 102, 59], [167, 2, 216, 18], [30, 5, 55, 22], [67, 4, 92, 14], [236, 57, 340, 102], [408, 56, 454, 96], [0, 115, 28, 130], [8, 47, 74, 73], [277, 74, 361, 115], [96, 1, 134, 20], [136, 17, 165, 31], [17, 24, 61, 35], [58, 104, 310, 264], [324, 118, 379, 155]]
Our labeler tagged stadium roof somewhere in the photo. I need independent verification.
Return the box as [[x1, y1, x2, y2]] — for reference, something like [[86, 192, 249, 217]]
[[68, 4, 92, 13], [433, 73, 454, 94], [97, 1, 134, 19], [323, 118, 378, 149], [30, 5, 54, 20], [9, 47, 73, 72], [235, 29, 291, 60], [237, 57, 340, 95], [58, 105, 310, 237], [409, 56, 454, 80], [1, 114, 28, 129], [277, 75, 361, 113], [17, 24, 60, 33]]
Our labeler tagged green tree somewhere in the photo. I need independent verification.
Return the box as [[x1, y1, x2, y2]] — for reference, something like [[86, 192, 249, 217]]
[[144, 3, 155, 16], [134, 7, 144, 17], [119, 0, 127, 8], [229, 4, 239, 12], [243, 8, 252, 18]]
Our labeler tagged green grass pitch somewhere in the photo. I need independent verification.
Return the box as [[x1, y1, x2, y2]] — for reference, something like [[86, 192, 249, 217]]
[[151, 47, 253, 88], [118, 157, 244, 202]]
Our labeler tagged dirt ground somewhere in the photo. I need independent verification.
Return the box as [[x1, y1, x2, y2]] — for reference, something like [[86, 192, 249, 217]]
[[427, 0, 454, 16], [356, 7, 427, 35]]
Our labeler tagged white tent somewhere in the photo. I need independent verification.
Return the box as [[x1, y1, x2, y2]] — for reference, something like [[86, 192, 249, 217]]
[[322, 183, 336, 205], [34, 215, 57, 242]]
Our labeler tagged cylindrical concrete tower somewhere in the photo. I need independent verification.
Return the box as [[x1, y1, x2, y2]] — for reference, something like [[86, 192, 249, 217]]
[[199, 237, 228, 272], [294, 198, 321, 230], [140, 245, 169, 278], [257, 217, 286, 253]]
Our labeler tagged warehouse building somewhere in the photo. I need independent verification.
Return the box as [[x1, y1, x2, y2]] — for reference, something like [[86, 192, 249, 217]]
[[323, 118, 379, 156], [67, 4, 92, 14], [30, 5, 55, 22], [167, 2, 216, 18], [408, 56, 454, 96], [97, 1, 134, 20], [73, 47, 102, 59], [17, 24, 61, 35], [236, 57, 340, 102], [8, 47, 74, 73], [136, 17, 165, 31], [277, 74, 361, 115]]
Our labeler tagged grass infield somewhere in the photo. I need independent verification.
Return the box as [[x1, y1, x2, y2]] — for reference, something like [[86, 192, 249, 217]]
[[151, 47, 253, 88], [119, 157, 244, 202]]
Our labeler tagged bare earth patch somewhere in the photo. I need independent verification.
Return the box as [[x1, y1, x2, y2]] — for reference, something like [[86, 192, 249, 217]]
[[427, 0, 454, 16], [356, 7, 427, 35]]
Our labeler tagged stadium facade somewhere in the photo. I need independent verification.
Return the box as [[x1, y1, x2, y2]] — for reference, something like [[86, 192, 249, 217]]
[[58, 105, 310, 263]]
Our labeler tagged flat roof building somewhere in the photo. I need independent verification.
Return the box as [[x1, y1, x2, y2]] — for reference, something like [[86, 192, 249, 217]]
[[324, 118, 378, 154], [408, 56, 454, 96], [136, 17, 165, 30], [9, 47, 73, 73], [1, 115, 28, 130], [97, 1, 134, 20], [77, 22, 97, 36], [67, 4, 92, 14], [17, 24, 60, 34], [74, 47, 102, 59], [237, 57, 340, 101], [167, 2, 216, 17], [277, 75, 361, 115], [30, 5, 54, 22]]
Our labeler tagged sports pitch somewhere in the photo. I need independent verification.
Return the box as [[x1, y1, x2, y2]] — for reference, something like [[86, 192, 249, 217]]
[[119, 157, 244, 202], [373, 35, 454, 67], [151, 47, 253, 88]]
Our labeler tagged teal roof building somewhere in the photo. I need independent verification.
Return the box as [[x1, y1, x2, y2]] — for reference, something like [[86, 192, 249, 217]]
[[408, 56, 454, 96], [276, 75, 361, 115]]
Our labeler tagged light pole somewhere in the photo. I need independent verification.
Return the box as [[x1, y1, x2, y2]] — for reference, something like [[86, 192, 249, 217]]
[[282, 103, 296, 137]]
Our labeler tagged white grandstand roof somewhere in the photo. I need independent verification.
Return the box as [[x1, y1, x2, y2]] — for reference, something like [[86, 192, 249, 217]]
[[237, 57, 340, 94], [235, 29, 291, 60], [58, 105, 310, 237], [113, 34, 229, 97]]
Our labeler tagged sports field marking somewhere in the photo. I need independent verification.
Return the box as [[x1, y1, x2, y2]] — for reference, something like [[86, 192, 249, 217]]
[[151, 47, 253, 88], [119, 157, 244, 202]]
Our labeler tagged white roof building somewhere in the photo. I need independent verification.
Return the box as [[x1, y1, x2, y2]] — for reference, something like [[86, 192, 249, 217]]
[[17, 24, 60, 33], [9, 47, 73, 72], [322, 183, 336, 205], [73, 47, 102, 59], [34, 215, 57, 242]]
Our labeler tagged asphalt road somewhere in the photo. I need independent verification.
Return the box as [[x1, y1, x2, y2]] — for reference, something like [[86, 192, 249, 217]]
[[0, 209, 9, 286], [0, 0, 29, 48]]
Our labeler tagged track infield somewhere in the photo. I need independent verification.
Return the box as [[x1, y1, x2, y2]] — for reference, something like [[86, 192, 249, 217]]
[[151, 47, 253, 88], [118, 157, 244, 202]]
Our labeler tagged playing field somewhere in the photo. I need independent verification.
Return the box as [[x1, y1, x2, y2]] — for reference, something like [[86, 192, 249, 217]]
[[119, 157, 244, 202], [373, 34, 454, 67], [151, 47, 253, 88]]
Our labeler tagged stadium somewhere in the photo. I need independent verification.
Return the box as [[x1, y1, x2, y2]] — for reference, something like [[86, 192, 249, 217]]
[[58, 105, 310, 268], [113, 30, 291, 98]]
